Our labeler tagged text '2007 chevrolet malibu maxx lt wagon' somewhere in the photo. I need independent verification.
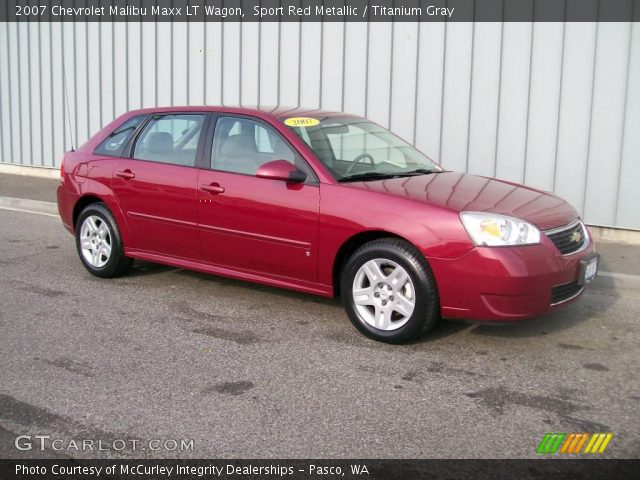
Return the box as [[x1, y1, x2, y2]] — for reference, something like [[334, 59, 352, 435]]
[[57, 106, 599, 343]]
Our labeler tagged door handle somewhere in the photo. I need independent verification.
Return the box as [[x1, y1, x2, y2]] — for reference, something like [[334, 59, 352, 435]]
[[115, 169, 135, 180], [200, 183, 225, 195]]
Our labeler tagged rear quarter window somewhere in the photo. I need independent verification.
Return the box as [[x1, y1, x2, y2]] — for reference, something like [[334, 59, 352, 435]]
[[94, 116, 146, 157]]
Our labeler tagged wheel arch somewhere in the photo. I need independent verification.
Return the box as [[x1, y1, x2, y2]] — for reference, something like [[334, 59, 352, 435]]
[[72, 195, 104, 230], [332, 230, 417, 297], [72, 194, 132, 248]]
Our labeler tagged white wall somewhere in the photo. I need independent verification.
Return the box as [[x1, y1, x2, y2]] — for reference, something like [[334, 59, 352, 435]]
[[0, 21, 638, 230]]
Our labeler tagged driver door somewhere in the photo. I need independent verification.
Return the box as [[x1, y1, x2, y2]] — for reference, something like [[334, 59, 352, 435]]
[[197, 116, 320, 283]]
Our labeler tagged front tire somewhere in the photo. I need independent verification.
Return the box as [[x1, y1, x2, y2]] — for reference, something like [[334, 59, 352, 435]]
[[340, 238, 440, 343], [75, 203, 133, 278]]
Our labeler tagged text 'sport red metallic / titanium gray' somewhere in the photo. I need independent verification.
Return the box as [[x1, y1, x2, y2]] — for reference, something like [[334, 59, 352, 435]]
[[56, 106, 599, 343]]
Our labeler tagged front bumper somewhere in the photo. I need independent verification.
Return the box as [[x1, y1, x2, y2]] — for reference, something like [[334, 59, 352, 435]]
[[428, 231, 597, 321]]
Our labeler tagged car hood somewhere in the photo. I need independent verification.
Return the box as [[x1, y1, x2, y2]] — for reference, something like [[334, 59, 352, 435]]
[[346, 172, 578, 231]]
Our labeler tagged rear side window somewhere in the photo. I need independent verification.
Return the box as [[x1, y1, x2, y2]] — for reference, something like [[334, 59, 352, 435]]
[[133, 114, 206, 167], [94, 116, 145, 157]]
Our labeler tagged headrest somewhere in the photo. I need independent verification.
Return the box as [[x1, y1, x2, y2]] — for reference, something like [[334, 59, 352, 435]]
[[146, 132, 173, 154], [220, 134, 257, 156]]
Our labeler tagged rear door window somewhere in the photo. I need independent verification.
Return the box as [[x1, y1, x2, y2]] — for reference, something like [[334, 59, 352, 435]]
[[132, 114, 206, 167]]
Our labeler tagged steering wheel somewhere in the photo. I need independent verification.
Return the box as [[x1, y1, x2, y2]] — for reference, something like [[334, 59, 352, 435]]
[[345, 153, 375, 175]]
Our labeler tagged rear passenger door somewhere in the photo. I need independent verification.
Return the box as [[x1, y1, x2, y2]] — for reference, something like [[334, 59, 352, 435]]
[[112, 113, 208, 260]]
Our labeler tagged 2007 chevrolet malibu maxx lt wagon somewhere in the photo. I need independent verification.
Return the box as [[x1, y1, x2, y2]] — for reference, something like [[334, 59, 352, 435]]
[[57, 106, 599, 343]]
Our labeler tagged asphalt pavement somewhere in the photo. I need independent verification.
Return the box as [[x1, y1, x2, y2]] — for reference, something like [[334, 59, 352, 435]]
[[0, 174, 639, 459]]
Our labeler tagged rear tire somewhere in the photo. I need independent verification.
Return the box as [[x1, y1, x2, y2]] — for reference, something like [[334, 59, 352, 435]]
[[340, 238, 440, 343], [75, 203, 133, 278]]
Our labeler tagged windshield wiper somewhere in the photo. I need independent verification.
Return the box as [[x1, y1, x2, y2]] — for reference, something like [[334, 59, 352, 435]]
[[398, 168, 444, 176], [338, 172, 402, 183], [338, 169, 444, 183]]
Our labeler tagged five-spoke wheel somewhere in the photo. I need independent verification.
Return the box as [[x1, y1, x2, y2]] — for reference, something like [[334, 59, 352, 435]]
[[341, 238, 440, 343], [75, 203, 133, 278], [352, 258, 416, 331], [79, 215, 113, 268]]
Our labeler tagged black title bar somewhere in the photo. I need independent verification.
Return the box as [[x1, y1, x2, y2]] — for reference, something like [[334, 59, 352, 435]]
[[3, 0, 639, 22]]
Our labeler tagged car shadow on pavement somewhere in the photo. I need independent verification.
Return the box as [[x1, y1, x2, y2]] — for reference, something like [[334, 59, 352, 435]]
[[170, 266, 476, 344], [172, 266, 343, 306], [122, 261, 618, 343], [415, 319, 471, 343], [121, 261, 183, 278]]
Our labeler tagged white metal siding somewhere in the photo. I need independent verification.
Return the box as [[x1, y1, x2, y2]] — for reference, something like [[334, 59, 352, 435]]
[[0, 21, 638, 230]]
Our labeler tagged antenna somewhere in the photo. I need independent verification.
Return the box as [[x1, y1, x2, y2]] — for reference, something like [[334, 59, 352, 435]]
[[62, 67, 75, 151]]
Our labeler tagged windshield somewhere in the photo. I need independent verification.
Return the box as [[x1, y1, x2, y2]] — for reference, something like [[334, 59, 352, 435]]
[[283, 116, 442, 181]]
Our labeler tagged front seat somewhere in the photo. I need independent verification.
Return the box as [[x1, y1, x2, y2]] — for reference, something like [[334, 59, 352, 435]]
[[215, 132, 260, 175], [139, 132, 173, 162]]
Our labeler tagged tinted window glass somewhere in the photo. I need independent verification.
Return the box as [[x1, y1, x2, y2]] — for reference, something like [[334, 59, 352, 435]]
[[211, 117, 299, 175], [133, 114, 205, 167], [94, 116, 145, 157]]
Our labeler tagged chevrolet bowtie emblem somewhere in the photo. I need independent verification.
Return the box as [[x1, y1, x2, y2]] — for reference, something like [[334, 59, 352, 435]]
[[570, 231, 583, 243]]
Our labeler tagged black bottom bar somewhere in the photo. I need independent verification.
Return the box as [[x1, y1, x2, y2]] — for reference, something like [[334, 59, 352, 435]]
[[2, 459, 639, 480]]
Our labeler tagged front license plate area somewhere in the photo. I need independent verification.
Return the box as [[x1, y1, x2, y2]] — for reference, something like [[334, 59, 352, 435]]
[[578, 253, 599, 286]]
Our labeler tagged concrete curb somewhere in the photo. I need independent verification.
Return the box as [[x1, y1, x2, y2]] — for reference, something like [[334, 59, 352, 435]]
[[0, 196, 59, 218], [0, 164, 59, 179], [589, 225, 640, 246]]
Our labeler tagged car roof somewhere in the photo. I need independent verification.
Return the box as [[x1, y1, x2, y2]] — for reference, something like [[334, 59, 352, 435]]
[[121, 105, 357, 121]]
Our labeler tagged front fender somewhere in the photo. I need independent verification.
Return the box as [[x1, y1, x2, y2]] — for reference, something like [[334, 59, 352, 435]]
[[317, 184, 474, 287]]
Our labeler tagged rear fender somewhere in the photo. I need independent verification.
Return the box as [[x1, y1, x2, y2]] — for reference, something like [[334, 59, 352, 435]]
[[71, 161, 132, 248]]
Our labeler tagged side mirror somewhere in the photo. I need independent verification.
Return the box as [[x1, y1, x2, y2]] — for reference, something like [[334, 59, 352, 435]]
[[255, 160, 307, 183]]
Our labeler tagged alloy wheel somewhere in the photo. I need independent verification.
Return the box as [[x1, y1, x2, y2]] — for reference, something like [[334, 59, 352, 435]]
[[79, 215, 112, 268], [352, 258, 416, 331]]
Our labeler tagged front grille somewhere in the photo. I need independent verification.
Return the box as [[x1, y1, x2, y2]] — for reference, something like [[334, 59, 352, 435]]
[[551, 281, 583, 305], [545, 220, 587, 255]]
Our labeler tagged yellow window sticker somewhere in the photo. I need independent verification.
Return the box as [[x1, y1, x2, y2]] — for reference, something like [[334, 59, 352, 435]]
[[284, 117, 320, 127]]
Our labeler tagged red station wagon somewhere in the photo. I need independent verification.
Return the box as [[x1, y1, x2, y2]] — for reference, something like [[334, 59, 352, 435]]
[[57, 106, 599, 343]]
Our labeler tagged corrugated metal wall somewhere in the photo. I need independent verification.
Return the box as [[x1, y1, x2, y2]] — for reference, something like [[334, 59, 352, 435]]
[[0, 21, 638, 229]]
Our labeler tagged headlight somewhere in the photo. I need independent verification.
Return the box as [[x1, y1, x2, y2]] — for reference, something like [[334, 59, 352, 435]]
[[460, 212, 541, 246]]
